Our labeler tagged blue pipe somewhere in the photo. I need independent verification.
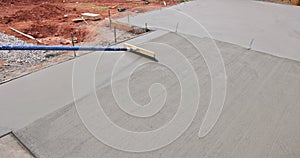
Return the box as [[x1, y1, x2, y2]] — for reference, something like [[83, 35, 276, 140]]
[[0, 45, 129, 51]]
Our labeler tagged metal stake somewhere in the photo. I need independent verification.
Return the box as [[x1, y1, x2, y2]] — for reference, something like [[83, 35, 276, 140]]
[[114, 27, 117, 43], [145, 23, 148, 32], [248, 38, 254, 50], [127, 10, 130, 24], [70, 32, 76, 57]]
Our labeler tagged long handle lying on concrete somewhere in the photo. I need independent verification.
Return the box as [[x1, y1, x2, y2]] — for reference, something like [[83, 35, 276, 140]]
[[0, 45, 128, 51], [0, 43, 156, 59]]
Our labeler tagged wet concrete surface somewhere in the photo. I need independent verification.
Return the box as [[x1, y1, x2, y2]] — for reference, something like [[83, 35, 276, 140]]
[[15, 33, 300, 158], [118, 0, 300, 61]]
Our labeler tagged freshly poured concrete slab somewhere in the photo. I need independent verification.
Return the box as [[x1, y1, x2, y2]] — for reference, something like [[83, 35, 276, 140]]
[[118, 0, 300, 61], [1, 0, 299, 137], [0, 60, 74, 132], [15, 33, 300, 157], [0, 30, 167, 132]]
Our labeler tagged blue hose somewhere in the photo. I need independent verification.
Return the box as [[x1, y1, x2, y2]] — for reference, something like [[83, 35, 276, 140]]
[[0, 45, 129, 51]]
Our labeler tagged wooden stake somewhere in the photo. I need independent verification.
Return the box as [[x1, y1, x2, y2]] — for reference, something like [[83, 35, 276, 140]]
[[127, 10, 130, 24], [70, 32, 76, 57], [108, 9, 112, 29]]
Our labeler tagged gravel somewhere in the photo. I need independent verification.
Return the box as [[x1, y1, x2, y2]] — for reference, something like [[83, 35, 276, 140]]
[[0, 33, 48, 66], [0, 33, 63, 83]]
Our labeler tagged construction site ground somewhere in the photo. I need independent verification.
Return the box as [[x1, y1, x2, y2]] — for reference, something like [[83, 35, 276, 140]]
[[0, 0, 179, 45], [0, 0, 179, 83]]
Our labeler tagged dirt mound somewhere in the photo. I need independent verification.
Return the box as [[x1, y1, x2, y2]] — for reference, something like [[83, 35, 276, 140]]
[[0, 0, 62, 5], [1, 3, 72, 24], [24, 23, 87, 42]]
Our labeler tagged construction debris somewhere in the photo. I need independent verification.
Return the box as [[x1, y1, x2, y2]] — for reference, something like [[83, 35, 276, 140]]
[[72, 18, 85, 23], [142, 0, 150, 4], [81, 13, 101, 21], [10, 28, 41, 43], [110, 20, 148, 34], [117, 8, 126, 12], [163, 1, 167, 6]]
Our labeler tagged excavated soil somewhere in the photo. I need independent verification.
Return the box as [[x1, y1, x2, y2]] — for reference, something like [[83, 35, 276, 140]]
[[0, 0, 179, 45]]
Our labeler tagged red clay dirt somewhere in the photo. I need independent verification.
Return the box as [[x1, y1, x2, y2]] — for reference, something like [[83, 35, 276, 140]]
[[0, 0, 179, 45]]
